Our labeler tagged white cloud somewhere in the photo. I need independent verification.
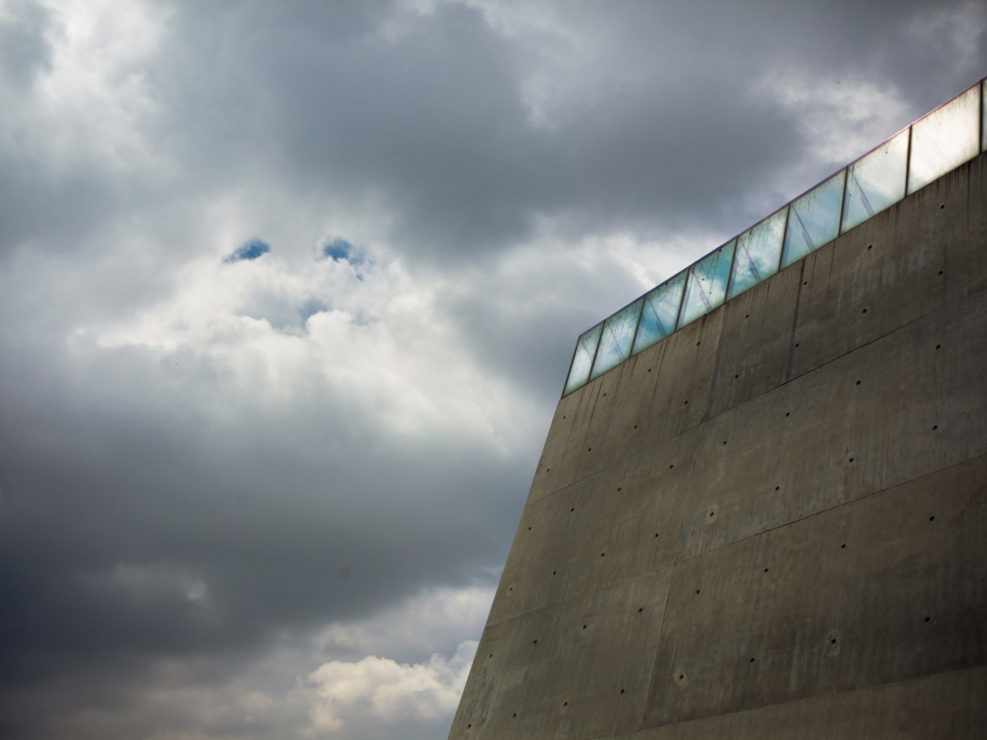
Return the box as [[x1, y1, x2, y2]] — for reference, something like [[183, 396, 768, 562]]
[[758, 70, 911, 169], [25, 0, 172, 176], [306, 640, 477, 735]]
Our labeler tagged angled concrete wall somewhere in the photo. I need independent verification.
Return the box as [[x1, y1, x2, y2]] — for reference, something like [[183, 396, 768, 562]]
[[451, 151, 987, 739]]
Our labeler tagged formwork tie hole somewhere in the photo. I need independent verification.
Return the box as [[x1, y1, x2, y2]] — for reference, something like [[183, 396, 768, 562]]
[[775, 485, 781, 491], [840, 543, 846, 549], [867, 244, 873, 250], [620, 689, 626, 694], [925, 616, 931, 623], [785, 411, 791, 417], [603, 392, 607, 397], [803, 281, 808, 286], [617, 487, 622, 492], [940, 203, 945, 209], [587, 447, 592, 452], [562, 701, 567, 707], [763, 568, 769, 573], [722, 440, 727, 446], [633, 424, 638, 429], [848, 457, 854, 463], [929, 515, 935, 522], [654, 532, 660, 538], [647, 368, 652, 372], [862, 308, 868, 314], [601, 552, 606, 557], [489, 653, 493, 658], [932, 425, 938, 431], [938, 269, 944, 275], [696, 341, 701, 346], [512, 713, 517, 718], [745, 314, 750, 319], [639, 607, 645, 613], [532, 639, 538, 644], [695, 589, 701, 594], [552, 570, 557, 575], [936, 344, 942, 350], [734, 373, 740, 379], [582, 624, 587, 630], [669, 464, 675, 469], [709, 511, 715, 517], [831, 638, 837, 645], [855, 379, 861, 385], [795, 342, 800, 347], [570, 507, 575, 513], [750, 657, 755, 663], [684, 399, 689, 405]]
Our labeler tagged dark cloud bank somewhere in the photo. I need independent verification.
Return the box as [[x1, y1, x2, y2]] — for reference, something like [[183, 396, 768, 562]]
[[0, 1, 984, 737]]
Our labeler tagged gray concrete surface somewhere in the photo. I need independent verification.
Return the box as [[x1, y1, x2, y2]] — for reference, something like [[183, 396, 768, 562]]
[[451, 152, 987, 738]]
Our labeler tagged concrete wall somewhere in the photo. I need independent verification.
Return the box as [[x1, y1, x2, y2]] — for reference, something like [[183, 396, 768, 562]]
[[451, 152, 987, 739]]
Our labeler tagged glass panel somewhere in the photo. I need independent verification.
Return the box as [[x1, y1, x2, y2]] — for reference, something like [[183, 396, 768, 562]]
[[781, 171, 844, 268], [678, 240, 735, 328], [728, 207, 787, 299], [563, 324, 602, 395], [982, 80, 986, 153], [908, 84, 980, 194], [590, 299, 643, 380], [632, 271, 686, 354], [841, 128, 909, 232]]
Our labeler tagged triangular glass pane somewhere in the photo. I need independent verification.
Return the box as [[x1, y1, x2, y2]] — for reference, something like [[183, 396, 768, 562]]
[[590, 299, 643, 380], [678, 241, 735, 328], [563, 324, 602, 395], [728, 208, 786, 300], [908, 84, 980, 194], [782, 171, 844, 268], [632, 272, 686, 355], [841, 129, 908, 233]]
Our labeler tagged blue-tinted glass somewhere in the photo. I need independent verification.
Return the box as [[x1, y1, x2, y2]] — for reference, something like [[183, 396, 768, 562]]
[[632, 272, 686, 354], [678, 241, 735, 328], [782, 172, 844, 267], [728, 206, 787, 299], [563, 324, 602, 395], [841, 129, 908, 232], [908, 84, 980, 194], [590, 299, 643, 380]]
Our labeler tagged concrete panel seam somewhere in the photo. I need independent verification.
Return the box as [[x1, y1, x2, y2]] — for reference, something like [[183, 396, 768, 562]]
[[634, 663, 987, 735], [669, 450, 987, 567]]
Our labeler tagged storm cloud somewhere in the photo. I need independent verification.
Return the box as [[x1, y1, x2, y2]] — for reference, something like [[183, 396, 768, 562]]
[[1, 1, 985, 737]]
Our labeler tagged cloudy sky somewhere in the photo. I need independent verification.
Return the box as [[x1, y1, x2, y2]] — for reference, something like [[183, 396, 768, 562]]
[[0, 1, 984, 738]]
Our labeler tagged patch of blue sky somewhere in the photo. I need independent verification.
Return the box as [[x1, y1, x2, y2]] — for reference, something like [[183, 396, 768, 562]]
[[322, 238, 364, 265], [223, 238, 270, 263]]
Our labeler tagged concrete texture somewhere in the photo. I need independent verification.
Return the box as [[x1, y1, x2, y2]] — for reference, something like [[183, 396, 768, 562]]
[[451, 152, 987, 738]]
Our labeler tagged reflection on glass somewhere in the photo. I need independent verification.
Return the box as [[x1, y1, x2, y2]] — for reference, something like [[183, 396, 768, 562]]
[[908, 84, 980, 194], [563, 324, 602, 395], [678, 241, 735, 328], [632, 272, 686, 355], [729, 206, 787, 299], [841, 129, 909, 232], [781, 172, 844, 268], [590, 299, 643, 380]]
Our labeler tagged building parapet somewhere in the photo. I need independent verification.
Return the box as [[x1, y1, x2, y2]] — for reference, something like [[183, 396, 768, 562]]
[[563, 76, 987, 396]]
